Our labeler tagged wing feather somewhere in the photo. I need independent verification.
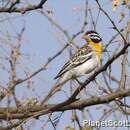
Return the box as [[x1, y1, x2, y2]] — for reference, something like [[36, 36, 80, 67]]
[[54, 45, 93, 79]]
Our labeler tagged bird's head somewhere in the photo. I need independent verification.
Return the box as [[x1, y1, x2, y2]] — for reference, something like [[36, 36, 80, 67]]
[[82, 30, 103, 60], [82, 30, 102, 44]]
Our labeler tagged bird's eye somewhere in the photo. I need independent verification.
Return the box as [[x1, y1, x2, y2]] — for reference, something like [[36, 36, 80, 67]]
[[88, 33, 102, 43]]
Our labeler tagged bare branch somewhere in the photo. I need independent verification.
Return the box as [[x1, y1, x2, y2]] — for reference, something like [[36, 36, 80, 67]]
[[0, 0, 48, 14], [0, 88, 130, 120]]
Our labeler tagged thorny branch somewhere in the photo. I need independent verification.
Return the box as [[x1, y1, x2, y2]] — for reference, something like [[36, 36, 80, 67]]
[[0, 0, 48, 13], [0, 88, 130, 120]]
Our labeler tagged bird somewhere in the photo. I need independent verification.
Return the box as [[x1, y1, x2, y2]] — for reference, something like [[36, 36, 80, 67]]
[[54, 30, 103, 86], [42, 30, 103, 104]]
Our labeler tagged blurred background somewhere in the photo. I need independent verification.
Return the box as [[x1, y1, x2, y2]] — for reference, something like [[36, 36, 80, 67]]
[[0, 0, 129, 130]]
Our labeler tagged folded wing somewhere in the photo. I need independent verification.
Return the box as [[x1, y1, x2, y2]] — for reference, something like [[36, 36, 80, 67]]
[[54, 45, 93, 79]]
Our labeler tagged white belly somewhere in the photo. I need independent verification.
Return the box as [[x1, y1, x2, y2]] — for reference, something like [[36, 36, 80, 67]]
[[57, 55, 100, 85], [73, 56, 99, 76], [72, 56, 99, 76]]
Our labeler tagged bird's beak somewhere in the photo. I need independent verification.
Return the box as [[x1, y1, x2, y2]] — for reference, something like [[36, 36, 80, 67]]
[[82, 35, 88, 40], [82, 35, 85, 39]]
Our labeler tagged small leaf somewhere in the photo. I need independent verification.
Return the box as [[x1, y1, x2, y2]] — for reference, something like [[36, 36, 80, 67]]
[[112, 0, 120, 11], [119, 11, 125, 23], [122, 0, 129, 5], [64, 125, 75, 130]]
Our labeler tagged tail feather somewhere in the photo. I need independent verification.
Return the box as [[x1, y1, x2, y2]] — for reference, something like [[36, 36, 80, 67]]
[[54, 75, 59, 80]]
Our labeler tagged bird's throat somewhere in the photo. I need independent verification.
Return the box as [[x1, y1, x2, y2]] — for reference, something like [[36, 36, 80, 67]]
[[89, 41, 102, 61]]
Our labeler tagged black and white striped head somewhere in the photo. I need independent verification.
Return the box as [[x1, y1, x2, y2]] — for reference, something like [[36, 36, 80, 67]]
[[82, 30, 102, 43]]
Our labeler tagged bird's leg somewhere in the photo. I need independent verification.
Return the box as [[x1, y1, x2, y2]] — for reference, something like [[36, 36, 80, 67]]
[[72, 75, 83, 86]]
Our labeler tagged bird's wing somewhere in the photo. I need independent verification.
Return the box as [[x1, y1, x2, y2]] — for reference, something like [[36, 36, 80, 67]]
[[54, 45, 93, 79]]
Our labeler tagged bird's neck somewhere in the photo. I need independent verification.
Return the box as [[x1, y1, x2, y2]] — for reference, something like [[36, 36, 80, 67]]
[[89, 41, 103, 60]]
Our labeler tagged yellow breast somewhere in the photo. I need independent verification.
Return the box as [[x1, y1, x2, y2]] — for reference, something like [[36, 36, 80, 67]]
[[89, 41, 103, 61]]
